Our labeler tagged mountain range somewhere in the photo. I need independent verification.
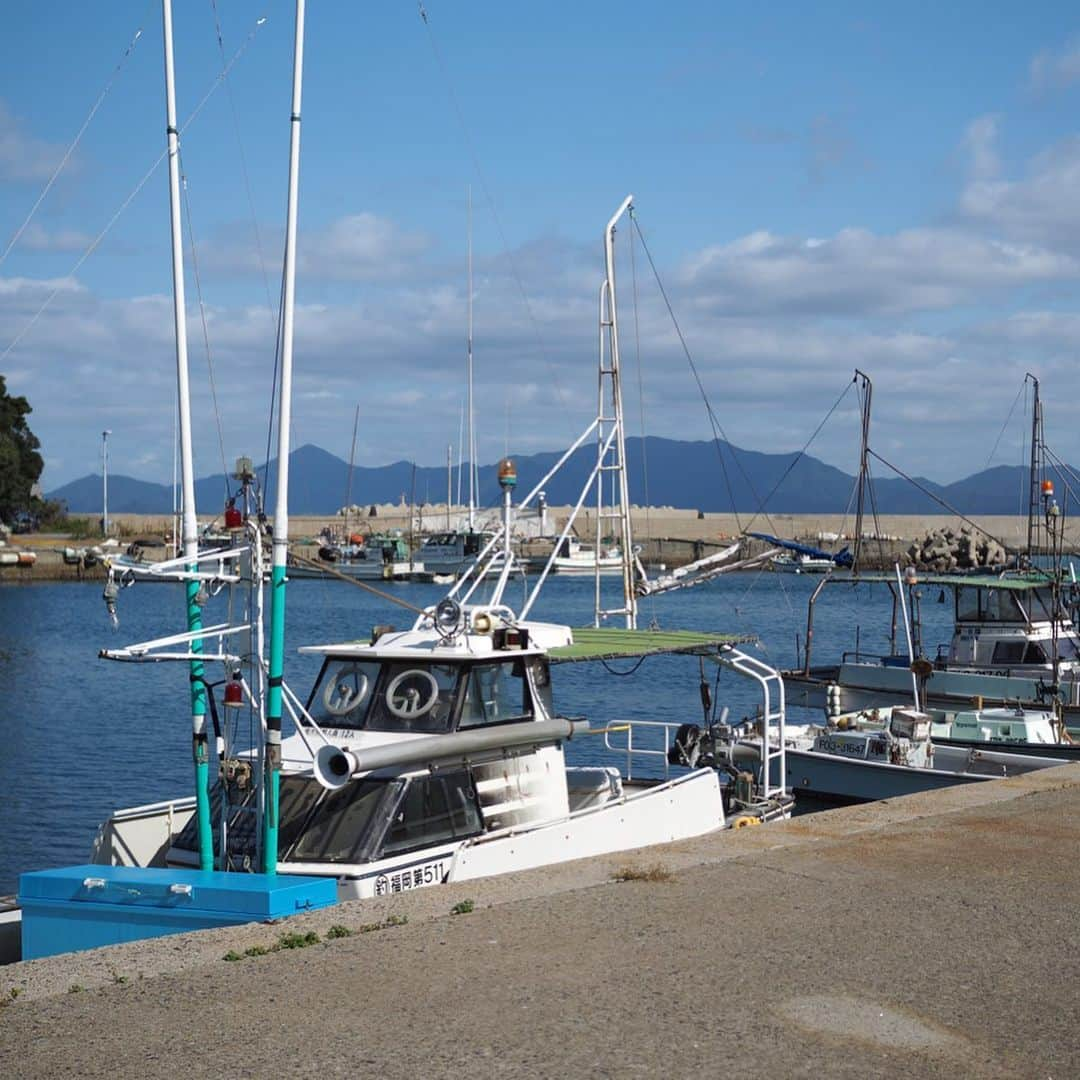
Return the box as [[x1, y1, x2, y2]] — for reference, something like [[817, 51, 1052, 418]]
[[46, 437, 1049, 517]]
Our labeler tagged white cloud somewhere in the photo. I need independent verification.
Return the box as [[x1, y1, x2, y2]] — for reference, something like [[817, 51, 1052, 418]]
[[961, 114, 1000, 181], [18, 223, 93, 253], [0, 101, 69, 183], [1030, 38, 1080, 91], [678, 227, 1077, 316], [208, 212, 433, 282], [960, 135, 1080, 250]]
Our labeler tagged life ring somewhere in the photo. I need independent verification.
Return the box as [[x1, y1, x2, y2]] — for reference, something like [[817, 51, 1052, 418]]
[[732, 815, 761, 829]]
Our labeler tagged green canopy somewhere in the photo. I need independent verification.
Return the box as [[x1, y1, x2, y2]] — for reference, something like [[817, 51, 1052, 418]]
[[549, 627, 755, 664], [836, 572, 1056, 592]]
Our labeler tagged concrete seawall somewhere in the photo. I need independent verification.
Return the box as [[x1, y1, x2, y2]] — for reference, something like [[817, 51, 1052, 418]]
[[3, 512, 1071, 581], [3, 764, 1079, 1077]]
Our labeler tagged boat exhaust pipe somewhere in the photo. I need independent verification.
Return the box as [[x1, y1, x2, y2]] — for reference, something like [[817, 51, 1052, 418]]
[[310, 718, 587, 790], [313, 745, 360, 790]]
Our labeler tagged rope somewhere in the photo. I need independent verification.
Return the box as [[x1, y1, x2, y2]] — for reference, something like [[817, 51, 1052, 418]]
[[0, 15, 148, 270], [0, 14, 270, 366], [600, 654, 649, 676], [179, 156, 230, 500], [288, 552, 429, 615], [416, 3, 569, 410]]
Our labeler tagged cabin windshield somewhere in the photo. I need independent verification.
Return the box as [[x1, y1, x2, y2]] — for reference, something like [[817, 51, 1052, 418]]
[[307, 655, 548, 734], [955, 587, 1026, 624]]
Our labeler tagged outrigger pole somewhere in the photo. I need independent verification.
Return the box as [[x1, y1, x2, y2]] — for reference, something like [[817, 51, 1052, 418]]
[[162, 0, 212, 871], [264, 0, 306, 874]]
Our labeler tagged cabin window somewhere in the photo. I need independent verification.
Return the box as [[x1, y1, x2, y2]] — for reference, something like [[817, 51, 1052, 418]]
[[290, 779, 396, 864], [459, 661, 532, 729], [1027, 588, 1057, 622], [311, 660, 382, 730], [379, 772, 482, 857], [956, 587, 980, 622], [990, 641, 1026, 665], [362, 662, 460, 733], [956, 588, 1024, 623], [1023, 642, 1049, 664]]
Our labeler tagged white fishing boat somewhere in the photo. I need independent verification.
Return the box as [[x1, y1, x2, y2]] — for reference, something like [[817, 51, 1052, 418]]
[[86, 182, 794, 899], [771, 552, 836, 574], [764, 706, 1066, 805], [550, 535, 623, 575], [289, 533, 415, 581]]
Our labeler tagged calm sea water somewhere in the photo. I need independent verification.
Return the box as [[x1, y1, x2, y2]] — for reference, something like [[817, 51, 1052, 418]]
[[0, 570, 954, 894]]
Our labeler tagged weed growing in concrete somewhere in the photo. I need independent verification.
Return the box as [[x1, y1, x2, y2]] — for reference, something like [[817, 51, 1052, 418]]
[[326, 925, 352, 940], [223, 951, 242, 962], [106, 965, 129, 985], [450, 899, 475, 915], [68, 984, 84, 994], [613, 864, 673, 883], [277, 930, 321, 950], [384, 914, 408, 927], [244, 945, 270, 957]]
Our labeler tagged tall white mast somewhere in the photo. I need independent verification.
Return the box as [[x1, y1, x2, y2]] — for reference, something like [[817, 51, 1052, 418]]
[[162, 0, 212, 869], [596, 195, 637, 629], [264, 0, 306, 874], [467, 184, 476, 529]]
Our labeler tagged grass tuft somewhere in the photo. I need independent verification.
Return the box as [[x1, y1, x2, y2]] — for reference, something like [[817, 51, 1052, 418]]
[[612, 864, 674, 884], [450, 899, 475, 916]]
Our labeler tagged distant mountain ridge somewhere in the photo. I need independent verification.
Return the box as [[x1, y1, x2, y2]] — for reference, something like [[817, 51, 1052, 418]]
[[45, 437, 1049, 517]]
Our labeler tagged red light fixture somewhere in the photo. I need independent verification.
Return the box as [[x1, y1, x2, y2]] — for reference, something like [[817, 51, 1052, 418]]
[[223, 675, 244, 708]]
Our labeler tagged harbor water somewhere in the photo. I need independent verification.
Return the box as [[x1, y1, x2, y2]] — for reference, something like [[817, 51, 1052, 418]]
[[0, 571, 954, 894]]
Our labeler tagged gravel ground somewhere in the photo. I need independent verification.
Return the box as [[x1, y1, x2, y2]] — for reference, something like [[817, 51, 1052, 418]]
[[2, 765, 1079, 1078]]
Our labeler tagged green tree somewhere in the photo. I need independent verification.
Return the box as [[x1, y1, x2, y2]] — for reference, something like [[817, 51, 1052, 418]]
[[0, 375, 44, 523]]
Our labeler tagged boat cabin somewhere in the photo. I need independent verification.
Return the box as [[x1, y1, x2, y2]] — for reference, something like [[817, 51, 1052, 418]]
[[947, 578, 1080, 670]]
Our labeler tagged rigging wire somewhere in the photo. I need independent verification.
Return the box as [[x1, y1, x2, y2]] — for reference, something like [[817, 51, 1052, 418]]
[[208, 1, 278, 327], [741, 375, 856, 537], [0, 13, 271, 366], [260, 258, 288, 511], [983, 380, 1026, 472], [867, 447, 1006, 547], [628, 218, 657, 626], [178, 155, 231, 499], [628, 213, 745, 531], [0, 15, 149, 270], [416, 3, 569, 410]]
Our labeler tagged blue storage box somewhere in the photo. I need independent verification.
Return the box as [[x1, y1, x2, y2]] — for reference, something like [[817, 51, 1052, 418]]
[[19, 865, 338, 960]]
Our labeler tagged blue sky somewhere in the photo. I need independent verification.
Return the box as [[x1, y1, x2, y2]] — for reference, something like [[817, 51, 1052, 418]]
[[3, 2, 1080, 496]]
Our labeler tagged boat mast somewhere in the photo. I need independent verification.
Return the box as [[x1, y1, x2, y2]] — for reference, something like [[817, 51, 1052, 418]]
[[162, 0, 212, 871], [852, 369, 872, 574], [344, 403, 360, 538], [1025, 373, 1041, 562], [264, 0, 306, 875], [467, 184, 476, 530], [596, 195, 637, 629]]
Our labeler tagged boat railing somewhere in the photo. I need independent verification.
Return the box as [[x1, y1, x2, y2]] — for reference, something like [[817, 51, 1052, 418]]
[[602, 719, 681, 782]]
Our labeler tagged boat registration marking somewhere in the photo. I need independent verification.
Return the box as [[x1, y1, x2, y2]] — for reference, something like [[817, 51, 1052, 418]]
[[374, 860, 446, 897], [816, 737, 867, 757]]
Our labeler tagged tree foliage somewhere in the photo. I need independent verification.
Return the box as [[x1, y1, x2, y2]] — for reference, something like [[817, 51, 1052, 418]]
[[0, 375, 44, 523]]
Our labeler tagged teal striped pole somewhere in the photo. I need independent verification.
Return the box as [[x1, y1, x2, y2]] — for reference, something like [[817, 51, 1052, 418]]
[[262, 0, 305, 874], [163, 0, 213, 870]]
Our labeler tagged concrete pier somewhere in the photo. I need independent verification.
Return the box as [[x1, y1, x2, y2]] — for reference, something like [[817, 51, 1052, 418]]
[[2, 765, 1079, 1077]]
